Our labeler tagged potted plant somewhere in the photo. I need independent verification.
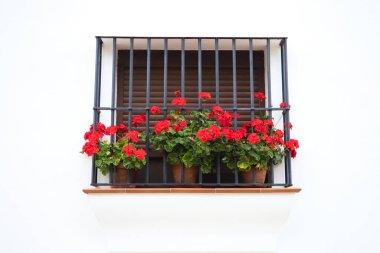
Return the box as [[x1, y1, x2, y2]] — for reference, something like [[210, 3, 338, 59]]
[[218, 93, 299, 184], [81, 122, 147, 185], [150, 91, 218, 183]]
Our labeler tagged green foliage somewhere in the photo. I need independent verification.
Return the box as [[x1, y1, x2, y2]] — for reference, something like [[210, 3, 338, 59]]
[[150, 109, 217, 174], [94, 136, 147, 175]]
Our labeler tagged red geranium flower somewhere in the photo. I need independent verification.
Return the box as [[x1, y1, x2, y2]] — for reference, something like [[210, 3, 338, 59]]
[[242, 122, 251, 129], [125, 130, 140, 143], [132, 114, 146, 127], [285, 139, 299, 151], [255, 124, 268, 134], [196, 126, 221, 142], [251, 119, 263, 127], [291, 150, 297, 158], [272, 135, 284, 145], [264, 119, 274, 127], [280, 102, 290, 108], [171, 97, 187, 107], [154, 120, 171, 135], [198, 92, 211, 99], [82, 142, 99, 156], [231, 129, 245, 142], [95, 122, 106, 133], [117, 123, 128, 133], [196, 129, 213, 142], [87, 131, 104, 143], [221, 127, 233, 140], [274, 129, 284, 138], [172, 120, 187, 131], [150, 106, 161, 115], [215, 111, 234, 127], [105, 126, 118, 135], [134, 148, 147, 161], [84, 130, 92, 140], [209, 126, 221, 140], [123, 145, 136, 157], [175, 90, 181, 96], [254, 92, 267, 100], [262, 135, 273, 144], [247, 133, 260, 144]]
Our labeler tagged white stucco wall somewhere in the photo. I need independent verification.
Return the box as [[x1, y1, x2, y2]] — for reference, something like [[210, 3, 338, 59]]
[[1, 0, 379, 252]]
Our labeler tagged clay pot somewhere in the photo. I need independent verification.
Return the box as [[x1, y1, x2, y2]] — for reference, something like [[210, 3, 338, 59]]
[[112, 165, 137, 187], [240, 166, 268, 184], [171, 164, 199, 184]]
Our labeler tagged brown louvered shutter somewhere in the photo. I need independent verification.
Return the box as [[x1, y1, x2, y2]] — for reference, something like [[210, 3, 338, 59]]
[[117, 50, 265, 129]]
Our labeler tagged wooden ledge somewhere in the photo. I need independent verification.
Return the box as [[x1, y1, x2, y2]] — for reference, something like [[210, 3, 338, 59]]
[[83, 187, 301, 194]]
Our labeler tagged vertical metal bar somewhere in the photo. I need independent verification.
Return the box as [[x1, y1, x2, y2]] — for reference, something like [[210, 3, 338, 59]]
[[91, 37, 102, 186], [266, 38, 274, 185], [280, 40, 287, 185], [145, 38, 151, 184], [249, 38, 256, 184], [232, 39, 238, 184], [283, 38, 292, 186], [163, 38, 168, 184], [127, 38, 134, 184], [198, 38, 203, 184], [128, 38, 134, 130], [180, 38, 185, 184], [109, 37, 117, 184], [215, 38, 221, 184], [181, 38, 185, 96]]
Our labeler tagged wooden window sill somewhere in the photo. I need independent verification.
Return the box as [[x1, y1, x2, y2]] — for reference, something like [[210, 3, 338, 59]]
[[83, 187, 301, 194]]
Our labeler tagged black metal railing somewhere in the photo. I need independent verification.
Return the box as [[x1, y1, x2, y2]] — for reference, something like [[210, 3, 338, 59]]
[[91, 36, 292, 188]]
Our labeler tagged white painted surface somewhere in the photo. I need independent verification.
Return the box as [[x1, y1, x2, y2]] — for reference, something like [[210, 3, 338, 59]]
[[87, 193, 296, 253], [1, 0, 380, 253]]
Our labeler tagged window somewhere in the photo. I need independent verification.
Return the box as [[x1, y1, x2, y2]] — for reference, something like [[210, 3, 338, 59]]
[[92, 37, 292, 187]]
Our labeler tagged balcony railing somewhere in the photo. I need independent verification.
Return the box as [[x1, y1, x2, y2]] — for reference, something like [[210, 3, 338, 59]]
[[91, 36, 292, 188]]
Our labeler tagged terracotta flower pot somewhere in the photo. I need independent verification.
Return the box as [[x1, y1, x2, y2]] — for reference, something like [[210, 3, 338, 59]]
[[112, 165, 137, 187], [240, 166, 268, 184], [171, 164, 199, 184]]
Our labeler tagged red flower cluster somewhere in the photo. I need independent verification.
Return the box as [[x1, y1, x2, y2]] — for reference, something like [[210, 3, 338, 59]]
[[122, 145, 147, 161], [172, 120, 187, 131], [208, 106, 237, 127], [82, 122, 107, 156], [116, 123, 128, 133], [132, 114, 146, 127], [175, 90, 181, 96], [196, 126, 221, 142], [172, 97, 187, 107], [254, 92, 267, 100], [264, 119, 274, 127], [247, 133, 260, 144], [150, 106, 161, 114], [82, 123, 131, 156], [275, 129, 284, 138], [125, 130, 139, 143], [280, 102, 291, 108], [198, 92, 211, 99], [251, 119, 268, 134], [105, 126, 118, 135], [285, 139, 299, 158], [154, 120, 171, 135], [82, 141, 99, 156], [222, 127, 247, 142]]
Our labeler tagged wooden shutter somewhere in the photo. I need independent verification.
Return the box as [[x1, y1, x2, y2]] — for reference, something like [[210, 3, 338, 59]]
[[117, 50, 265, 128]]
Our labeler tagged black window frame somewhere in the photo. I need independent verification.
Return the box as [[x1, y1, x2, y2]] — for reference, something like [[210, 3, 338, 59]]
[[91, 36, 292, 188]]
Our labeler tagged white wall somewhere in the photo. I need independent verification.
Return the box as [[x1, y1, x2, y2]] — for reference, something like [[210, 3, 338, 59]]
[[0, 0, 379, 252]]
